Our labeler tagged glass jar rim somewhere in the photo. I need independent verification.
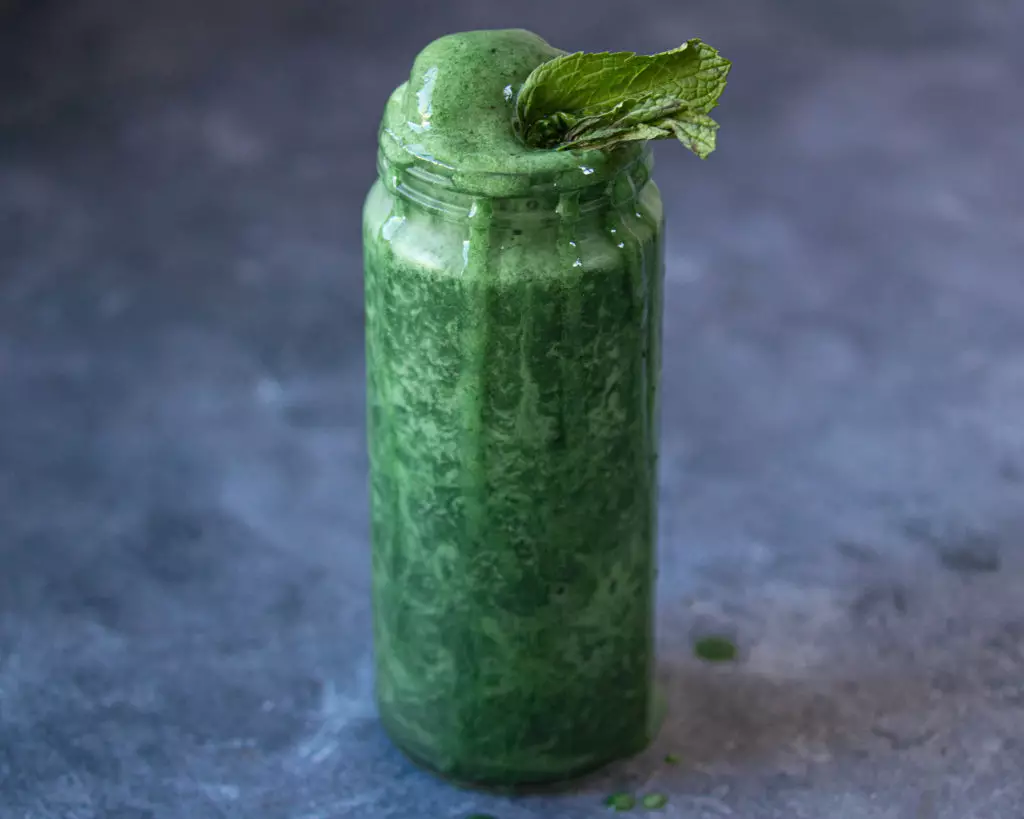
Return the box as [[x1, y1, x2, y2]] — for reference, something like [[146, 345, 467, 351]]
[[378, 126, 650, 199]]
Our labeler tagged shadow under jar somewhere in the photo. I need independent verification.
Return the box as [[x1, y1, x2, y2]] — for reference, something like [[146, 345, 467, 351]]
[[363, 139, 664, 788]]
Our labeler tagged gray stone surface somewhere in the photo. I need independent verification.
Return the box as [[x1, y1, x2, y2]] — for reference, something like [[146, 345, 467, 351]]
[[1, 1, 1023, 817]]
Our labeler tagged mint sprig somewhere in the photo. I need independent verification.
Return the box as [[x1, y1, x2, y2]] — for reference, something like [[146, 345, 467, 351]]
[[514, 38, 730, 158]]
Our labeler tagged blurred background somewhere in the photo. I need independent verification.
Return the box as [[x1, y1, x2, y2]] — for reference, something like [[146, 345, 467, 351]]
[[1, 1, 1023, 817]]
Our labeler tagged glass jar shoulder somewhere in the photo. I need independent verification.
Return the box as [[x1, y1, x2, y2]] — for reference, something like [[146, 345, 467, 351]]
[[363, 178, 663, 283]]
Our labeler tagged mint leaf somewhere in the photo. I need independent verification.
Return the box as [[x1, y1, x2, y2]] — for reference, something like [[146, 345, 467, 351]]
[[514, 39, 730, 158]]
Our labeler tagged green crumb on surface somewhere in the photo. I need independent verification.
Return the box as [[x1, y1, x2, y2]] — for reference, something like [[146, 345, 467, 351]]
[[693, 635, 738, 662], [606, 792, 637, 811], [664, 752, 681, 764], [642, 793, 669, 809]]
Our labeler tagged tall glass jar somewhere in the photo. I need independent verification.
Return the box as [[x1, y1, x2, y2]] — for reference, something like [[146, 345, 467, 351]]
[[363, 140, 664, 787]]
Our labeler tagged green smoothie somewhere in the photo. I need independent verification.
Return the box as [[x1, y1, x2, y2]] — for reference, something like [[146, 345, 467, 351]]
[[363, 29, 724, 786]]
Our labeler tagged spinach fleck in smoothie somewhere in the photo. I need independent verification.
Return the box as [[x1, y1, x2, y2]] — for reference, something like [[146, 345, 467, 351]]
[[364, 29, 729, 786]]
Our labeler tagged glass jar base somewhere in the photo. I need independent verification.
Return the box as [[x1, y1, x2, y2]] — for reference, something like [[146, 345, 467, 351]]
[[382, 728, 637, 794], [378, 686, 665, 793]]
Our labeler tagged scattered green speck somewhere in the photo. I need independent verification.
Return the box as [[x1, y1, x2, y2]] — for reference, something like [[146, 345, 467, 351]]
[[466, 814, 498, 819], [664, 753, 681, 765], [693, 635, 738, 662], [642, 793, 669, 810], [606, 792, 636, 811]]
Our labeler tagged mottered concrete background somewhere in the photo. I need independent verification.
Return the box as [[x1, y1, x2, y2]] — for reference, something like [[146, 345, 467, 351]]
[[1, 1, 1023, 816]]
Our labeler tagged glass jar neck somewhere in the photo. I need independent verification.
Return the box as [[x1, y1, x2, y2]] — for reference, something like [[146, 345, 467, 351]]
[[378, 146, 653, 223]]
